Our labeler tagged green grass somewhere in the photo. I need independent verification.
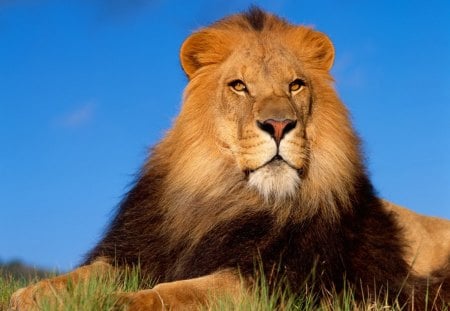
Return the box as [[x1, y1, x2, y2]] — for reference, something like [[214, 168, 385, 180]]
[[1, 267, 448, 311], [1, 272, 28, 310], [1, 266, 152, 311]]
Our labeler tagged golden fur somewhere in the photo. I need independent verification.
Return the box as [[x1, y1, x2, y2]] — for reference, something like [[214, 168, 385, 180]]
[[157, 13, 362, 247], [385, 201, 450, 275], [10, 9, 450, 311]]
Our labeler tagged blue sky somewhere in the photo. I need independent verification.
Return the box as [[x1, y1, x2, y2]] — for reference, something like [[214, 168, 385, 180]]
[[1, 0, 449, 271]]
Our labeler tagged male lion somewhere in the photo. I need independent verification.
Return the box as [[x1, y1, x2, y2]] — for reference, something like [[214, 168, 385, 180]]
[[10, 7, 450, 311]]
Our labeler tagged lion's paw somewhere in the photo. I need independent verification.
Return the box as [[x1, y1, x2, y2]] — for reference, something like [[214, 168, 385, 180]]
[[115, 290, 164, 311], [9, 279, 63, 311], [9, 286, 39, 311]]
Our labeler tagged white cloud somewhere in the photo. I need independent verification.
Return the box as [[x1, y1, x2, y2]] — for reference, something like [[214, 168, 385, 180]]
[[332, 52, 366, 89], [56, 101, 96, 128]]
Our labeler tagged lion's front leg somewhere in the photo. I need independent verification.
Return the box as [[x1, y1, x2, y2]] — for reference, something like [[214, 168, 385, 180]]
[[9, 260, 113, 311], [117, 270, 246, 311]]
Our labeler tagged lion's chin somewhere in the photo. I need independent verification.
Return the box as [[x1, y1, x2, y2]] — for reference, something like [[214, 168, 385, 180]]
[[247, 159, 301, 201]]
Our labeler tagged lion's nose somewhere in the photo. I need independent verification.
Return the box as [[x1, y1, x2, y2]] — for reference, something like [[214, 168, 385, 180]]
[[257, 119, 297, 145]]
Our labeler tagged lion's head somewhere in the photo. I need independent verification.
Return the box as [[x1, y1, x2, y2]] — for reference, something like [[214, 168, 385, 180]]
[[150, 8, 364, 226]]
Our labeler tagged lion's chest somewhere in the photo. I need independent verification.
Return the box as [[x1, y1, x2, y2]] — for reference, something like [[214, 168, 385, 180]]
[[170, 212, 346, 289]]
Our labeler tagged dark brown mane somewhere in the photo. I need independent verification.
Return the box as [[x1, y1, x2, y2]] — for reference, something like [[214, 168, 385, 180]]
[[243, 6, 267, 31]]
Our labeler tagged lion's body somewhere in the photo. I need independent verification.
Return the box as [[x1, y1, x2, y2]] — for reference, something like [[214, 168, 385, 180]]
[[10, 8, 450, 311], [387, 202, 450, 276]]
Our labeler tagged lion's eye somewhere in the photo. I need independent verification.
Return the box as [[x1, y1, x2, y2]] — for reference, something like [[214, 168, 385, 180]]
[[228, 80, 247, 92], [289, 79, 305, 93]]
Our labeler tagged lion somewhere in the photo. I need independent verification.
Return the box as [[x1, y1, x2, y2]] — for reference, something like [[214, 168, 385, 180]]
[[10, 7, 450, 311]]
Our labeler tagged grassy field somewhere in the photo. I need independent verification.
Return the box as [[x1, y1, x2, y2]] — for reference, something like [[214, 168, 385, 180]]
[[1, 267, 448, 311], [1, 273, 26, 310], [1, 265, 150, 311], [0, 270, 344, 310]]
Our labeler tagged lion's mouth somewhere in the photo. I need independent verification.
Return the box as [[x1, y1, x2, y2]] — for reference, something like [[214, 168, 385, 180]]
[[245, 154, 303, 199], [244, 155, 304, 178]]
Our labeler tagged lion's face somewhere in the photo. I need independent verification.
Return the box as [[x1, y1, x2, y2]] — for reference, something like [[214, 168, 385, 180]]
[[169, 12, 359, 212], [214, 40, 312, 200]]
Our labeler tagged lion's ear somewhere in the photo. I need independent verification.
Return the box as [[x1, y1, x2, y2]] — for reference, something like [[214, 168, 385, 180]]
[[180, 30, 233, 79], [289, 27, 335, 71]]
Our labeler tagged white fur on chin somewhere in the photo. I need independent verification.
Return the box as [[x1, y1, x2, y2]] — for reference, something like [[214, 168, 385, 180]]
[[248, 161, 300, 201]]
